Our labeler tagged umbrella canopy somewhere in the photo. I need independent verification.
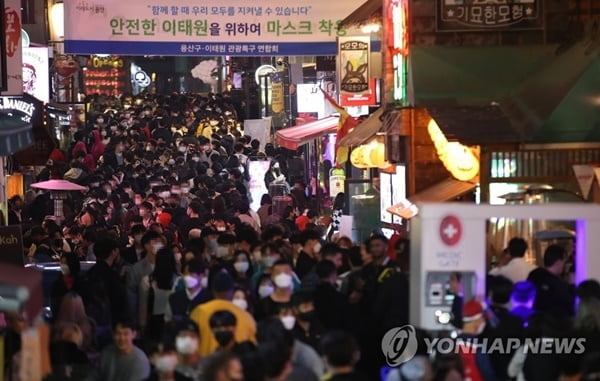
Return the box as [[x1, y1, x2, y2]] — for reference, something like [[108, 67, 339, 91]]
[[30, 179, 87, 191]]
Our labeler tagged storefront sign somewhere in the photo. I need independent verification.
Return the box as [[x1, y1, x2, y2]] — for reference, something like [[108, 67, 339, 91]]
[[339, 36, 370, 95], [0, 225, 24, 266], [0, 94, 39, 155], [83, 56, 130, 96], [340, 78, 377, 107], [11, 94, 55, 165], [22, 47, 50, 103], [271, 72, 284, 114], [4, 0, 23, 95], [437, 0, 542, 32], [64, 0, 364, 56]]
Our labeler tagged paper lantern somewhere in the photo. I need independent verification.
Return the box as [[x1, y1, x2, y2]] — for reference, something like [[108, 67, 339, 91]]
[[351, 146, 369, 168], [427, 119, 480, 181]]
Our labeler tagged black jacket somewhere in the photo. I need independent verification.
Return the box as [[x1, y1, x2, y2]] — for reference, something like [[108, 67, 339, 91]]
[[168, 288, 213, 321], [527, 267, 575, 318], [314, 282, 354, 332], [84, 261, 129, 321], [295, 251, 317, 281]]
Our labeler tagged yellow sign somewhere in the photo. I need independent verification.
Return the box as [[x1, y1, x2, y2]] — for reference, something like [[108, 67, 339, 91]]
[[271, 82, 284, 114]]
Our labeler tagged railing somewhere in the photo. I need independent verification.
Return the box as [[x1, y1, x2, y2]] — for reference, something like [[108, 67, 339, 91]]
[[490, 149, 600, 179]]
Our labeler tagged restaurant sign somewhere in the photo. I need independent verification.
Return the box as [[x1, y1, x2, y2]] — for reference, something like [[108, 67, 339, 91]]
[[437, 0, 542, 32]]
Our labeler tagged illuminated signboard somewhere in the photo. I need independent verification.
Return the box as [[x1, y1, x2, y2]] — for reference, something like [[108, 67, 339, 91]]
[[390, 0, 408, 104]]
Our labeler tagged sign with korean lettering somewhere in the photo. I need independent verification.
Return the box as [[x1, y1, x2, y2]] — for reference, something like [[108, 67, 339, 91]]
[[64, 0, 364, 56], [271, 72, 284, 114], [437, 0, 542, 32], [4, 0, 23, 95], [339, 36, 370, 95]]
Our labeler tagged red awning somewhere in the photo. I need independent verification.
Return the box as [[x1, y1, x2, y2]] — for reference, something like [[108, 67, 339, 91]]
[[275, 116, 339, 150]]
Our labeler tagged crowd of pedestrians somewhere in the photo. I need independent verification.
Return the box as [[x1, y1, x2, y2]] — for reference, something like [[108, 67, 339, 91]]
[[1, 93, 599, 381]]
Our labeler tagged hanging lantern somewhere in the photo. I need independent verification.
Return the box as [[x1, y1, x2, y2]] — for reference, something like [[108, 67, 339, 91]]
[[351, 145, 369, 168], [427, 119, 480, 181]]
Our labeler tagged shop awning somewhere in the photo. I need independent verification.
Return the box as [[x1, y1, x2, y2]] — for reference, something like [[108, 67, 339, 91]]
[[340, 0, 382, 28], [408, 177, 478, 204], [275, 116, 339, 150], [411, 43, 598, 144], [338, 107, 385, 147]]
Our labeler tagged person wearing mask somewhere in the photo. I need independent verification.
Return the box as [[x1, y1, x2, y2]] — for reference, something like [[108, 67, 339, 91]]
[[255, 260, 294, 321], [190, 271, 256, 356], [150, 345, 179, 381], [210, 310, 255, 353], [50, 252, 87, 318], [231, 250, 253, 291], [174, 320, 203, 381], [126, 230, 164, 326], [313, 260, 354, 332], [122, 224, 148, 264], [85, 238, 129, 324], [527, 244, 575, 318], [295, 230, 321, 281], [280, 205, 298, 234], [290, 291, 325, 353], [456, 300, 497, 381], [202, 227, 220, 263], [85, 319, 150, 381], [321, 331, 369, 381], [139, 247, 178, 341], [493, 237, 537, 283], [166, 259, 212, 323], [250, 243, 281, 290], [139, 200, 157, 229]]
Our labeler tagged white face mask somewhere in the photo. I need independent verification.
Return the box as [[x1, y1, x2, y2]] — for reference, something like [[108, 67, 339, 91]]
[[60, 264, 70, 276], [152, 243, 164, 253], [274, 273, 293, 289], [232, 298, 248, 311], [234, 261, 249, 273], [313, 242, 322, 254], [263, 256, 277, 267], [178, 146, 187, 153], [216, 246, 229, 258], [175, 336, 198, 355], [184, 275, 199, 289], [200, 276, 209, 289], [280, 315, 296, 330], [154, 354, 178, 373], [258, 284, 274, 298]]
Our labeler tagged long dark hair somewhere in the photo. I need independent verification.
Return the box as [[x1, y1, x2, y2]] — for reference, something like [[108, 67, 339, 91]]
[[153, 248, 176, 290], [333, 192, 345, 210]]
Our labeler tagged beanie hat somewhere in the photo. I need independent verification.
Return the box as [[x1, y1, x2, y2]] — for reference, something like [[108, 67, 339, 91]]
[[462, 299, 484, 322]]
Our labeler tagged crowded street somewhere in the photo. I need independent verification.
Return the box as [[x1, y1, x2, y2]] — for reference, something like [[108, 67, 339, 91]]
[[2, 0, 600, 380]]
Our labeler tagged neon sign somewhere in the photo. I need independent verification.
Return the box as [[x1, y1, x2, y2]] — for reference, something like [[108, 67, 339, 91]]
[[389, 0, 409, 104]]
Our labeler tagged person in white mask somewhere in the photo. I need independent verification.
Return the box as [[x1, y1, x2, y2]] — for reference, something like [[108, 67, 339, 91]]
[[174, 320, 203, 380], [255, 260, 294, 321], [232, 287, 251, 312], [165, 259, 212, 323], [151, 348, 178, 381], [232, 251, 253, 289], [126, 230, 165, 327]]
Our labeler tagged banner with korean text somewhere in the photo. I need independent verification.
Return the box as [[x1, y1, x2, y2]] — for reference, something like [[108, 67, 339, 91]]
[[64, 0, 364, 56]]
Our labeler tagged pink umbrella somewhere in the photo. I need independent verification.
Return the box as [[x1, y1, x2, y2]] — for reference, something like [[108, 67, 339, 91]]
[[30, 180, 87, 222], [30, 179, 87, 191]]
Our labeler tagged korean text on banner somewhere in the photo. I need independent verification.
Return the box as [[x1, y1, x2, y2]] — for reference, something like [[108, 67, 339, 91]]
[[64, 0, 365, 56], [339, 36, 370, 95], [4, 0, 23, 95]]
